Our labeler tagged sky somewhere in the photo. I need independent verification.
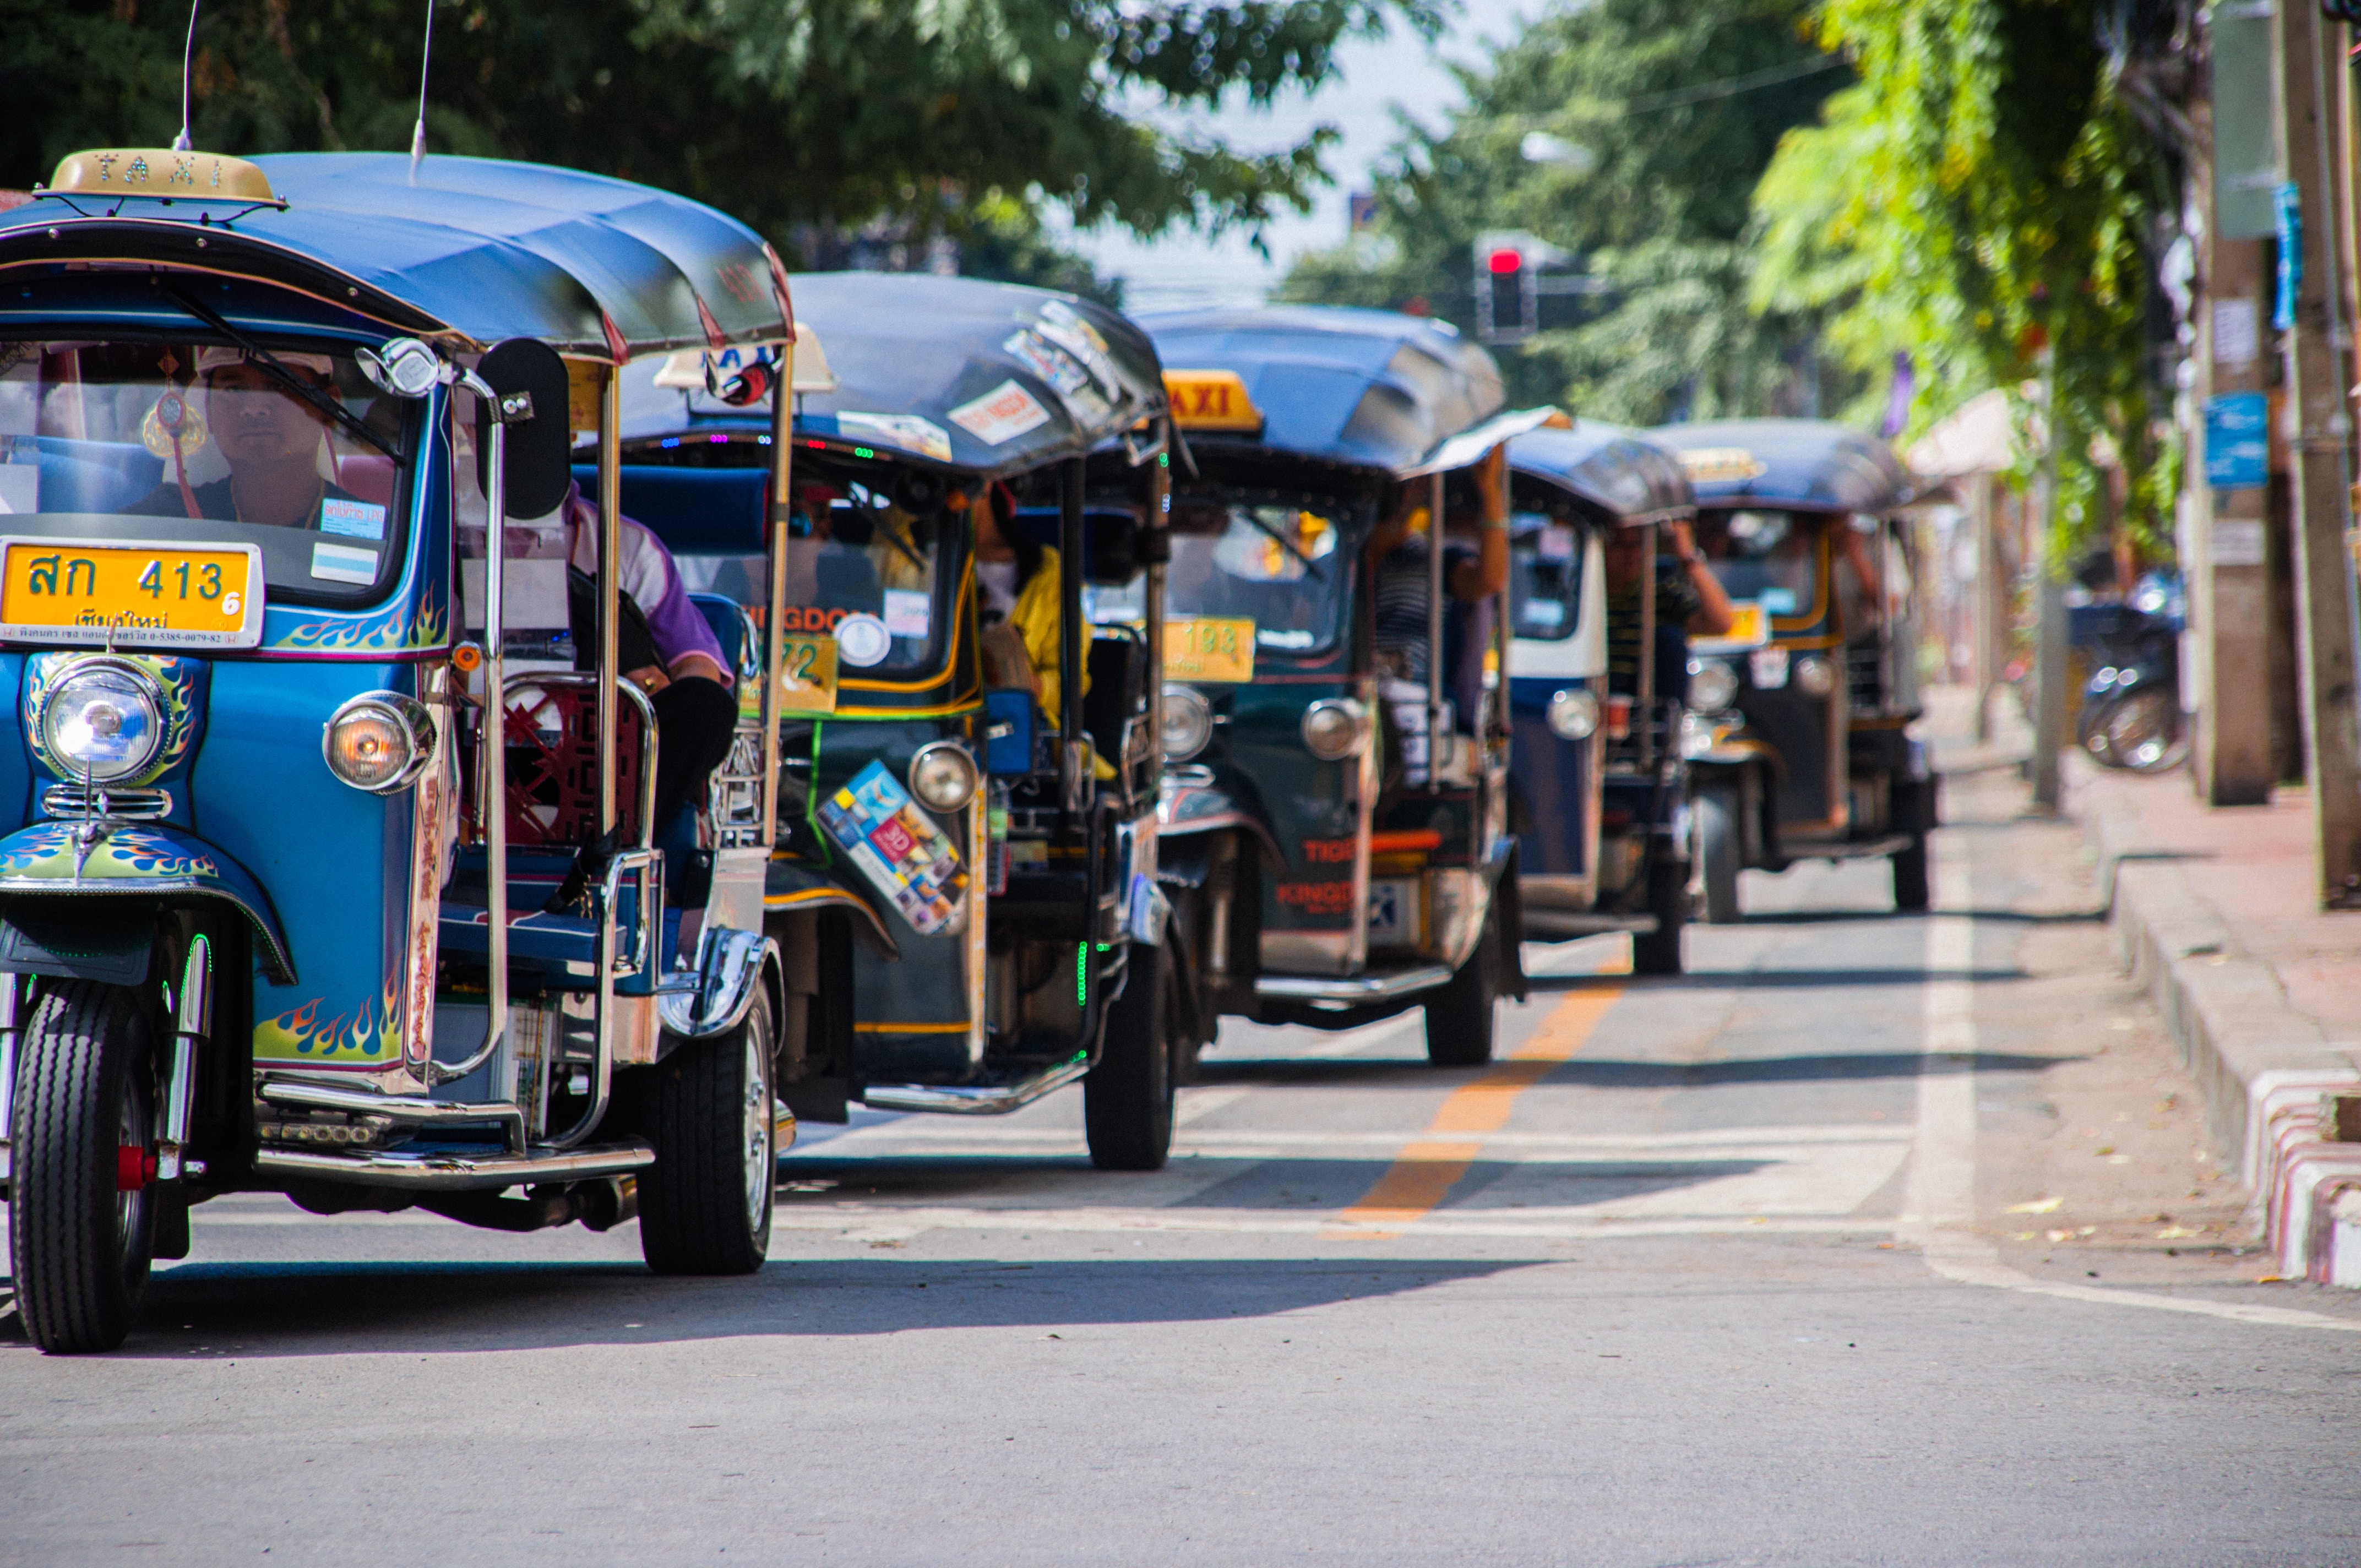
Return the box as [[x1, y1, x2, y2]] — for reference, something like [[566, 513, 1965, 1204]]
[[1066, 0, 1540, 313]]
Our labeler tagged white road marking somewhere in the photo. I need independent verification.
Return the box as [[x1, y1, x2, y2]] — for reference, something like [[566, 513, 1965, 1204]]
[[1907, 830, 2361, 1333], [766, 1205, 1886, 1244]]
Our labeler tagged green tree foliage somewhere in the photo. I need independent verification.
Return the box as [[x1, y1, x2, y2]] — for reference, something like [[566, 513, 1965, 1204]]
[[1750, 1, 2180, 551], [1278, 0, 1848, 423], [0, 0, 1437, 279]]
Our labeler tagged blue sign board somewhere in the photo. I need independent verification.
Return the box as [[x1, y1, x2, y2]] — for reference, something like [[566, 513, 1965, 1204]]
[[2205, 391, 2268, 490]]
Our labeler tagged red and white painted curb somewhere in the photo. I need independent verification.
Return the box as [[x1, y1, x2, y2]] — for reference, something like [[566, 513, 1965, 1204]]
[[2248, 1069, 2361, 1284]]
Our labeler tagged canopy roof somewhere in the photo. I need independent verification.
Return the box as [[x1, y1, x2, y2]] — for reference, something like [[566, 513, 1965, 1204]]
[[1509, 420, 1694, 525], [0, 152, 792, 361], [1648, 418, 1914, 514], [1140, 305, 1518, 476], [618, 271, 1169, 478]]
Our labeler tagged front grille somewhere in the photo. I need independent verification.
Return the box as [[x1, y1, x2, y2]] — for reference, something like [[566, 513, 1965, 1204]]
[[40, 784, 172, 821]]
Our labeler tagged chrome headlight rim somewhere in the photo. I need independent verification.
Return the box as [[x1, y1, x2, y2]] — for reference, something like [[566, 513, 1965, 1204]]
[[1544, 686, 1601, 741], [1687, 657, 1740, 714], [907, 739, 980, 813], [39, 656, 168, 786], [1161, 684, 1214, 762], [1792, 653, 1838, 698], [322, 691, 437, 795], [1300, 696, 1369, 762]]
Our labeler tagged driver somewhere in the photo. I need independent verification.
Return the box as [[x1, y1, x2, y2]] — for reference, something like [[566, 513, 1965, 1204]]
[[128, 347, 361, 526]]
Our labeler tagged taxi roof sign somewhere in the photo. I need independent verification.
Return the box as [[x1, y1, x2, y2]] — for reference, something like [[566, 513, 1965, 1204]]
[[1676, 446, 1767, 483], [47, 149, 278, 203], [1165, 369, 1262, 433]]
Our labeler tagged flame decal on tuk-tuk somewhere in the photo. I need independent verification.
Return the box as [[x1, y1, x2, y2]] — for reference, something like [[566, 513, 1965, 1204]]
[[269, 594, 449, 655], [257, 970, 404, 1059], [0, 821, 219, 880]]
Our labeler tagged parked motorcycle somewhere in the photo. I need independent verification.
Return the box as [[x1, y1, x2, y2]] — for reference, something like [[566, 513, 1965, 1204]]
[[2075, 575, 2184, 773]]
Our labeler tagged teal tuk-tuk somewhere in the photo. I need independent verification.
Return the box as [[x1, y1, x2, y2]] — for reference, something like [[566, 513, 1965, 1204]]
[[1646, 420, 1930, 918], [0, 148, 811, 1353], [1139, 307, 1547, 1066], [1503, 419, 1698, 974], [607, 274, 1183, 1169]]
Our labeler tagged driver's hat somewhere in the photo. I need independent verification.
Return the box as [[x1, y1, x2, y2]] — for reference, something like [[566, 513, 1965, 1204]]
[[195, 345, 336, 381]]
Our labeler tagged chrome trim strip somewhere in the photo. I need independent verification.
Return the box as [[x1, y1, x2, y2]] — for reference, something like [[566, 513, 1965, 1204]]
[[1253, 965, 1454, 1004], [254, 1138, 655, 1192], [861, 1057, 1094, 1116], [258, 1078, 527, 1153]]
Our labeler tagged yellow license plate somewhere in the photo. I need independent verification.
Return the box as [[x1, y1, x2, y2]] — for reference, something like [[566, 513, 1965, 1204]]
[[0, 538, 264, 649], [774, 634, 839, 714], [1165, 617, 1255, 682], [1688, 601, 1770, 654]]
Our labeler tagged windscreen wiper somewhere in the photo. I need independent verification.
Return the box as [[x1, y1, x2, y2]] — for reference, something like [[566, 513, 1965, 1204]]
[[161, 284, 404, 462], [1232, 505, 1316, 570]]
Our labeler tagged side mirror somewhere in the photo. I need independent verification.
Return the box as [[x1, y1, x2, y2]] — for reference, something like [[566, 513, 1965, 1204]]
[[475, 338, 574, 520], [356, 337, 443, 400]]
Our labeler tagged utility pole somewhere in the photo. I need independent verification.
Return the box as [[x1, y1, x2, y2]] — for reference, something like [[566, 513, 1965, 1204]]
[[2190, 21, 2276, 805], [2272, 0, 2361, 906]]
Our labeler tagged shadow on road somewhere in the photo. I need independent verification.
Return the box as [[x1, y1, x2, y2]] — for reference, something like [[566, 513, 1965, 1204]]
[[4, 1256, 1536, 1360]]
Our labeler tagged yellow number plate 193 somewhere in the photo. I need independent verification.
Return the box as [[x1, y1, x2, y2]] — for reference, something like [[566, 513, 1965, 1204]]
[[1164, 617, 1256, 683], [0, 538, 265, 650]]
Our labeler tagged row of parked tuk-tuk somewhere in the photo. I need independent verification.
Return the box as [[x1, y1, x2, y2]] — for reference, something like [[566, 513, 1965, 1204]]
[[0, 145, 1928, 1351]]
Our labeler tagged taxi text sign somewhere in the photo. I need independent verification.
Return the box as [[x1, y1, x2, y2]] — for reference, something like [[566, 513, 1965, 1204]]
[[1163, 370, 1263, 432], [1165, 618, 1255, 682], [0, 538, 264, 649]]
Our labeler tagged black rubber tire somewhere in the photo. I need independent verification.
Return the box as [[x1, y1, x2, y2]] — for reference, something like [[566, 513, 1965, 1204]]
[[1892, 835, 1932, 912], [9, 981, 159, 1355], [1632, 852, 1689, 976], [1696, 782, 1743, 925], [1086, 941, 1176, 1171], [639, 984, 775, 1275], [1424, 908, 1500, 1066]]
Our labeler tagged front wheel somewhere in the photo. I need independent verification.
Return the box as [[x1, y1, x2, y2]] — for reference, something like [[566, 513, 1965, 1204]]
[[640, 983, 775, 1275], [1424, 908, 1500, 1066], [1086, 941, 1176, 1170], [1631, 850, 1688, 976], [1892, 835, 1931, 911], [1695, 782, 1743, 925], [9, 981, 160, 1354]]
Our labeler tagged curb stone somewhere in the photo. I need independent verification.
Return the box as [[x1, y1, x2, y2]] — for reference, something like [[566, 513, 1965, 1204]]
[[2063, 760, 2361, 1286]]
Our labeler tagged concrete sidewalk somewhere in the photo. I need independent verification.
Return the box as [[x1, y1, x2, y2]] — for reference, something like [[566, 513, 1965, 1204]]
[[2052, 749, 2361, 1285]]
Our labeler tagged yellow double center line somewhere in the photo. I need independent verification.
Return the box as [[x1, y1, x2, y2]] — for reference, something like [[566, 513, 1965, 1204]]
[[1327, 984, 1623, 1233]]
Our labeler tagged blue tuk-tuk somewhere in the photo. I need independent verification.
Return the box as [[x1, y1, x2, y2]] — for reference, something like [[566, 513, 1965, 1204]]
[[1504, 419, 1698, 974], [0, 146, 812, 1352], [603, 274, 1183, 1169], [1138, 307, 1547, 1066], [1646, 420, 1930, 918]]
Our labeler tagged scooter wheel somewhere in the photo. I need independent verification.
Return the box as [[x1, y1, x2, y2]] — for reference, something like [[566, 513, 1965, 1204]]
[[639, 983, 775, 1275], [9, 981, 160, 1354]]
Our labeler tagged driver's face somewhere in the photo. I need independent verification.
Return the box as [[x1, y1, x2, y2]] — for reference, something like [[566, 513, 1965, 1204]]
[[206, 362, 331, 465], [1604, 531, 1646, 587]]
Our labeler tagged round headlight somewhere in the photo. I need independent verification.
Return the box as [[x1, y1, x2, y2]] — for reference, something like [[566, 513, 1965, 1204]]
[[323, 693, 436, 794], [1545, 687, 1600, 741], [42, 661, 164, 785], [1161, 685, 1214, 761], [1688, 658, 1740, 714], [1792, 654, 1838, 698], [908, 740, 979, 812], [1301, 698, 1368, 762]]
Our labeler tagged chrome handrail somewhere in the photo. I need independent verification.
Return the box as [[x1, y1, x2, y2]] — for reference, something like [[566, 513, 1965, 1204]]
[[430, 367, 510, 1088], [546, 845, 658, 1150]]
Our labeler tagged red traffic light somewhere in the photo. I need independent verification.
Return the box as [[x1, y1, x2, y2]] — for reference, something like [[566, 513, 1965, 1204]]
[[1487, 248, 1524, 275]]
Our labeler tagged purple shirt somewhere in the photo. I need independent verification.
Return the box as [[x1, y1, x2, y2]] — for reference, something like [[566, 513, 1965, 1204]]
[[562, 482, 732, 685]]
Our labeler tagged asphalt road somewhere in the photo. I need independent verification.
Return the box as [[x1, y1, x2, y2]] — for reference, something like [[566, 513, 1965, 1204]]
[[6, 761, 2360, 1567]]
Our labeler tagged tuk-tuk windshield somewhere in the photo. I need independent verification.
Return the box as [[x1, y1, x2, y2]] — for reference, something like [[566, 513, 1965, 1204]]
[[1508, 513, 1584, 642], [775, 481, 953, 675], [1157, 498, 1350, 655], [0, 339, 412, 606], [1695, 508, 1818, 620]]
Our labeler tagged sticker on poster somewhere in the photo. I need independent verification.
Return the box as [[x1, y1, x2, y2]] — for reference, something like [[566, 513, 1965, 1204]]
[[835, 411, 954, 464], [949, 380, 1053, 446], [814, 760, 969, 935], [883, 589, 931, 638]]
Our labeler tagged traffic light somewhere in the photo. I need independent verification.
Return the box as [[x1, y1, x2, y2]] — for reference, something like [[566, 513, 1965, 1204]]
[[1473, 231, 1564, 344]]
